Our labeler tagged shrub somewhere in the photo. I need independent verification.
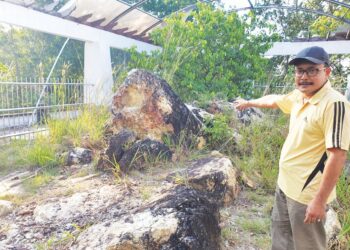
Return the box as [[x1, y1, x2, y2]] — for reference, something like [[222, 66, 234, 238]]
[[234, 113, 288, 191], [124, 3, 275, 101], [27, 136, 60, 168], [204, 113, 234, 150]]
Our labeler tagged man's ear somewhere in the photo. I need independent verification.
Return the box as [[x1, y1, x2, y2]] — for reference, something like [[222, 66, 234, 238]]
[[325, 67, 332, 76]]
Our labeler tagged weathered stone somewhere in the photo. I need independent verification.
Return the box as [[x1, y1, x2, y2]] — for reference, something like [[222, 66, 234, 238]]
[[119, 139, 172, 172], [0, 171, 31, 197], [67, 147, 92, 166], [106, 69, 202, 143], [206, 99, 263, 124], [185, 104, 213, 124], [167, 157, 239, 206], [73, 186, 220, 250], [231, 98, 264, 124], [33, 185, 123, 224], [105, 129, 137, 163], [241, 172, 257, 189], [325, 207, 342, 248], [0, 200, 14, 217]]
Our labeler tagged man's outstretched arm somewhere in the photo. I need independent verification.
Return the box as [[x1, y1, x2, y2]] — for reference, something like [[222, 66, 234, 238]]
[[233, 95, 281, 110]]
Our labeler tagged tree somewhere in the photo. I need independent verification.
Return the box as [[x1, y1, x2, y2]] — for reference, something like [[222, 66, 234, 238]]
[[240, 0, 317, 87], [125, 3, 276, 101], [0, 26, 84, 80], [141, 0, 198, 18]]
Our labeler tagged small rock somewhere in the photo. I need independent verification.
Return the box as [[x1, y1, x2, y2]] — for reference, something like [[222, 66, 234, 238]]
[[325, 208, 342, 246], [24, 233, 33, 239], [34, 232, 44, 240], [0, 200, 14, 217], [67, 147, 92, 165], [17, 209, 33, 217], [241, 172, 257, 189]]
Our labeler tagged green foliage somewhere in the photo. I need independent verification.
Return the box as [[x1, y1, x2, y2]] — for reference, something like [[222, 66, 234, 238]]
[[0, 26, 83, 79], [141, 0, 197, 18], [204, 114, 234, 149], [336, 173, 350, 245], [306, 0, 350, 37], [237, 217, 270, 234], [47, 105, 109, 146], [234, 114, 288, 191], [0, 140, 30, 174], [27, 136, 60, 168], [125, 3, 274, 101], [23, 170, 57, 193], [35, 230, 77, 250], [1, 105, 108, 173]]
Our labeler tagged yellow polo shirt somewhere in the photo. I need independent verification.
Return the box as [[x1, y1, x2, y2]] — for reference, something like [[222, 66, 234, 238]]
[[276, 81, 350, 205]]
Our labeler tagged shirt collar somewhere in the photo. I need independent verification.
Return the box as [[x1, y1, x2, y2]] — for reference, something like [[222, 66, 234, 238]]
[[308, 81, 331, 105]]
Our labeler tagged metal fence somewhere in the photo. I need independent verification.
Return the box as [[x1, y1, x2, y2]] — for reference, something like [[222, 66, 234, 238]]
[[0, 78, 93, 141]]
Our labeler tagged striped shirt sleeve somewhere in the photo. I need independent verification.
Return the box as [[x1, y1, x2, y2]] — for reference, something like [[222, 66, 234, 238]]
[[324, 101, 350, 150]]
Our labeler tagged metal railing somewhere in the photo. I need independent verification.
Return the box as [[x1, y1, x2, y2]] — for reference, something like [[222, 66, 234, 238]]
[[0, 78, 93, 141]]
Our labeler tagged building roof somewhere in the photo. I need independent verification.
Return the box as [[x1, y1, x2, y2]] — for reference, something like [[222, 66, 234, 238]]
[[4, 0, 165, 43]]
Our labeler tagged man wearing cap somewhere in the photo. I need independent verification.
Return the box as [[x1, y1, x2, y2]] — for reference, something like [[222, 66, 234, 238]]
[[234, 46, 350, 249]]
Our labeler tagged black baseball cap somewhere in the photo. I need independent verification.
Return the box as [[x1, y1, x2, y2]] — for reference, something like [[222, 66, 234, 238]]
[[289, 46, 330, 66]]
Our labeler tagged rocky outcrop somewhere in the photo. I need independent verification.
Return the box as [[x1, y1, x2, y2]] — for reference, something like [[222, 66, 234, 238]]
[[118, 139, 172, 172], [167, 156, 239, 206], [98, 131, 172, 172], [74, 186, 220, 250], [206, 99, 263, 124], [0, 155, 237, 249], [106, 69, 202, 142], [101, 69, 204, 172]]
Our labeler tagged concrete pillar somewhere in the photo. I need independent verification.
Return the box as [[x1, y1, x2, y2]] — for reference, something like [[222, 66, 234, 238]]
[[84, 41, 113, 105]]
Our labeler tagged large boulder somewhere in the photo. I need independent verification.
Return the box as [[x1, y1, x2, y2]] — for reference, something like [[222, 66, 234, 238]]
[[106, 69, 202, 142], [73, 186, 220, 250], [167, 156, 239, 206]]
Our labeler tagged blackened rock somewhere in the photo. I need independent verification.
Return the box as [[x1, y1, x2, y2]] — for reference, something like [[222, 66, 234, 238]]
[[105, 129, 136, 163], [167, 156, 239, 206], [119, 139, 172, 172], [151, 186, 220, 250], [73, 186, 220, 250]]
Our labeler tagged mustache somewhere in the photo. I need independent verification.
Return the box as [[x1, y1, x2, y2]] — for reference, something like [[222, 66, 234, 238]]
[[298, 81, 313, 85]]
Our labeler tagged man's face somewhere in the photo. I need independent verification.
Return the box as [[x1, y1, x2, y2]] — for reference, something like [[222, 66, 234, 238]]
[[294, 62, 331, 98]]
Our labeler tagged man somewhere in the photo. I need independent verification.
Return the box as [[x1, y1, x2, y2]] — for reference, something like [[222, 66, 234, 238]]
[[234, 46, 350, 250]]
